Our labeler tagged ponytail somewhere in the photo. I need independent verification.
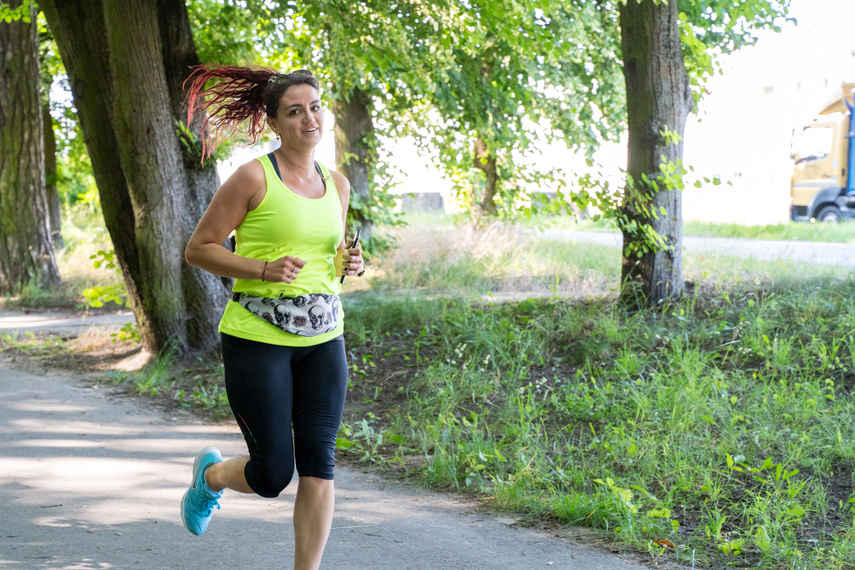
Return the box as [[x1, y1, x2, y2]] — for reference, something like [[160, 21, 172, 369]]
[[183, 64, 321, 163]]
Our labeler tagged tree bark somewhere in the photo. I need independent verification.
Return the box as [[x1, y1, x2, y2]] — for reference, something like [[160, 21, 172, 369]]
[[103, 0, 194, 349], [41, 0, 229, 355], [473, 137, 498, 217], [0, 1, 60, 295], [333, 87, 374, 242], [618, 0, 692, 306], [43, 103, 63, 250], [156, 0, 231, 349]]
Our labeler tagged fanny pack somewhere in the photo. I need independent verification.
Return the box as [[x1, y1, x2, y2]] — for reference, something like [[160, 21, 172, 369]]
[[232, 292, 340, 337]]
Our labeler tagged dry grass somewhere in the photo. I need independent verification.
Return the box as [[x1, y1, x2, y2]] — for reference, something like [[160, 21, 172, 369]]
[[368, 221, 620, 300]]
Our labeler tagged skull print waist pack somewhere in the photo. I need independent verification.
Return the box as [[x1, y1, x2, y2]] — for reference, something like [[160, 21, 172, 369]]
[[232, 292, 340, 337]]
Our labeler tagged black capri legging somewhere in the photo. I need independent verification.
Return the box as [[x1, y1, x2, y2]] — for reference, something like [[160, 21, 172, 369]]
[[221, 333, 348, 498]]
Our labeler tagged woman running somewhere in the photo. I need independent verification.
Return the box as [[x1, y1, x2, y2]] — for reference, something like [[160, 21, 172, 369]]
[[181, 66, 363, 570]]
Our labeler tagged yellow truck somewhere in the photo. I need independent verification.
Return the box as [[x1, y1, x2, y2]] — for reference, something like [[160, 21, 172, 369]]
[[790, 82, 855, 222]]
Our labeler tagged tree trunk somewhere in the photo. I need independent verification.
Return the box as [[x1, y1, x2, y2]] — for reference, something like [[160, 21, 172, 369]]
[[618, 0, 691, 306], [41, 0, 229, 355], [156, 0, 231, 348], [473, 137, 498, 217], [43, 102, 63, 250], [333, 87, 374, 242], [103, 0, 194, 349], [0, 0, 60, 295]]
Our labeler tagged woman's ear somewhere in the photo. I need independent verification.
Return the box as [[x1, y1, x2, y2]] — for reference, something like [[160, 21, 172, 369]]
[[265, 117, 278, 139]]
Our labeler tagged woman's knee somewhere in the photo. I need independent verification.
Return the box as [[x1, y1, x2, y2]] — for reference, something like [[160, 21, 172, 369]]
[[294, 439, 336, 480], [247, 462, 295, 498]]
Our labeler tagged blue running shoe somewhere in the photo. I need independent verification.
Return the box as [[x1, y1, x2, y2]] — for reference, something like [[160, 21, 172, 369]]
[[180, 447, 224, 535]]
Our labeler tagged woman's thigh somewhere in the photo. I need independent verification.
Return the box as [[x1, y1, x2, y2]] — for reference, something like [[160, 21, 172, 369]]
[[290, 336, 348, 479], [221, 334, 295, 471]]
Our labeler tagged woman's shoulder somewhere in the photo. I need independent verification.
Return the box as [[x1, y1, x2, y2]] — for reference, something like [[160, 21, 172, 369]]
[[226, 157, 267, 187], [327, 168, 350, 195], [215, 157, 268, 210]]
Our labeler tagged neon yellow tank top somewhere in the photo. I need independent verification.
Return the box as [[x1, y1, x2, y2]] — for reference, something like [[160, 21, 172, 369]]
[[218, 154, 344, 346]]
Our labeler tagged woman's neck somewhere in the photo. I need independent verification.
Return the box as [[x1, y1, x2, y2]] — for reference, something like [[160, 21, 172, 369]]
[[275, 146, 316, 178]]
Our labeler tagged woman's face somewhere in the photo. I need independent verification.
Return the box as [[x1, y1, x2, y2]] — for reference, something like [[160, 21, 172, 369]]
[[267, 83, 324, 150]]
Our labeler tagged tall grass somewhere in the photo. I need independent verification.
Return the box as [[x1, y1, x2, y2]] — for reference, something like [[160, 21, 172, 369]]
[[6, 206, 123, 309], [370, 222, 620, 300], [340, 217, 855, 569]]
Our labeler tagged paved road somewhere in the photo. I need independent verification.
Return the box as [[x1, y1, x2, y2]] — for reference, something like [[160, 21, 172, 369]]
[[0, 325, 668, 569], [0, 310, 134, 337], [540, 230, 855, 267]]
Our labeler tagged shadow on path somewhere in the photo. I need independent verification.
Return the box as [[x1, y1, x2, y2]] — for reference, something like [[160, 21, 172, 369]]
[[0, 330, 676, 569]]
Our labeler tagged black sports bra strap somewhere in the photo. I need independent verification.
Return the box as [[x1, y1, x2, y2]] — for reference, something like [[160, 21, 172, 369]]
[[267, 152, 283, 182], [314, 161, 327, 189], [268, 152, 327, 190]]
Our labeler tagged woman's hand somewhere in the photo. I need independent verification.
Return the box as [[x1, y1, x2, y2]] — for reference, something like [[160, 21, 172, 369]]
[[336, 242, 364, 278], [261, 256, 307, 283]]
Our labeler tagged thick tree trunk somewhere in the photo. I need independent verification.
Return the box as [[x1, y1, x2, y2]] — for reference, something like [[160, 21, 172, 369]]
[[103, 0, 193, 349], [473, 137, 498, 217], [0, 1, 60, 294], [618, 0, 691, 306], [42, 0, 229, 355], [333, 88, 374, 242], [43, 103, 63, 250], [156, 0, 231, 347]]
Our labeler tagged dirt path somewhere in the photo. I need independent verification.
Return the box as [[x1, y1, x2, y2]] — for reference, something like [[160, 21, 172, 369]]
[[0, 313, 674, 570]]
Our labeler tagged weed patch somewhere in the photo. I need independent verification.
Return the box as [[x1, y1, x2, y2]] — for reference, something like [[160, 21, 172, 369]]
[[339, 275, 855, 569], [116, 349, 232, 419]]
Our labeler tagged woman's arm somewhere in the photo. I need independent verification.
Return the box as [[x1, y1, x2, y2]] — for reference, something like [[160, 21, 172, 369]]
[[185, 160, 305, 283]]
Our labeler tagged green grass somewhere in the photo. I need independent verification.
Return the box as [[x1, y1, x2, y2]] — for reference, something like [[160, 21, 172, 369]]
[[683, 220, 855, 243], [527, 211, 855, 244], [102, 344, 232, 418], [337, 218, 855, 569]]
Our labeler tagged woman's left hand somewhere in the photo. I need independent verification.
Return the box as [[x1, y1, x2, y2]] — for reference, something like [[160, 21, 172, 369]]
[[337, 242, 365, 277]]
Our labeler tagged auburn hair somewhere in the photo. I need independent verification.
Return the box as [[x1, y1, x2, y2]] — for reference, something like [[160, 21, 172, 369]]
[[184, 64, 321, 162]]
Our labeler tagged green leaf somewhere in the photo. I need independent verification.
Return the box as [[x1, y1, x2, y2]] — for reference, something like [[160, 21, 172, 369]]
[[335, 437, 355, 450]]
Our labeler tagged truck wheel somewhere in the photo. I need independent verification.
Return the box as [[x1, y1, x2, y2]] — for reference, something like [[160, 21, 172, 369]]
[[816, 205, 842, 223]]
